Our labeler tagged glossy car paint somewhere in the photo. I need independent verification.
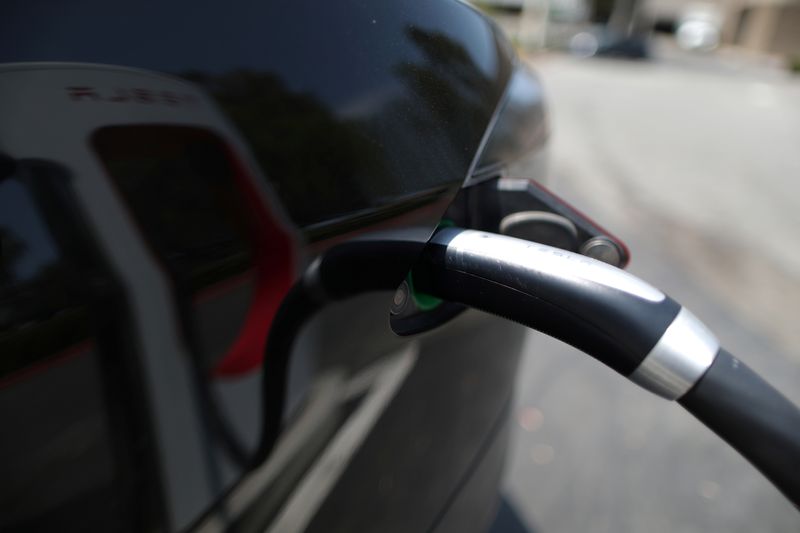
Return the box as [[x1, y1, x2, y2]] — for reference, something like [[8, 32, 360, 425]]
[[2, 0, 513, 232], [0, 1, 549, 531]]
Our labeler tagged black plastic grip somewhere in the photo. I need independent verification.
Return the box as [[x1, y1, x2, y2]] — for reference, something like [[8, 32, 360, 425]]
[[415, 229, 682, 375], [679, 349, 800, 505]]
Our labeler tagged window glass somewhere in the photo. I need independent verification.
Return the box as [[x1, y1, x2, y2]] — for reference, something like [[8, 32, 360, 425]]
[[0, 179, 90, 376], [93, 126, 273, 374], [93, 126, 254, 293], [0, 169, 141, 531]]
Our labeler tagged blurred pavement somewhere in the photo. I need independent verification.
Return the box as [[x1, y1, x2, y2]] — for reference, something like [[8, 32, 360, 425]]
[[500, 43, 800, 533]]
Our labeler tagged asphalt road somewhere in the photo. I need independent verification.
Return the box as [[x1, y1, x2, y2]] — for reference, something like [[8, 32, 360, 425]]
[[499, 44, 800, 533]]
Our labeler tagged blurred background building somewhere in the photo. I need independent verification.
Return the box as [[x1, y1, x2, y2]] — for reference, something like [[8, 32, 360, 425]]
[[651, 0, 800, 58], [475, 0, 800, 68]]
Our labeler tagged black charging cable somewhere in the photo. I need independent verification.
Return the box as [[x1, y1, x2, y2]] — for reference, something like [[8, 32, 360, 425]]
[[254, 227, 800, 505], [415, 228, 800, 505]]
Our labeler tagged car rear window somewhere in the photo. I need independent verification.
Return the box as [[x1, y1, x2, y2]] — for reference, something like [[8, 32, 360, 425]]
[[92, 126, 254, 294], [92, 125, 294, 376]]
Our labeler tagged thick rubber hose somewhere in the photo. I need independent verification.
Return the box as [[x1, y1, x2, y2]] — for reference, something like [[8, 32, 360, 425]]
[[679, 349, 800, 505], [254, 229, 431, 466]]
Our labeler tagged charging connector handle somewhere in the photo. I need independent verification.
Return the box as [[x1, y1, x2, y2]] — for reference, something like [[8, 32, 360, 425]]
[[418, 228, 717, 397], [416, 228, 800, 504]]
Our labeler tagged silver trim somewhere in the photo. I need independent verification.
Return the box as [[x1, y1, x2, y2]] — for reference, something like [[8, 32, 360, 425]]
[[629, 307, 719, 400], [499, 211, 578, 240], [434, 229, 665, 303], [579, 237, 623, 267]]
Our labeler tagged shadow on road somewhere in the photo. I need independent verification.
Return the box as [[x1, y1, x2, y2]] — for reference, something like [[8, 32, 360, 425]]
[[488, 496, 538, 533]]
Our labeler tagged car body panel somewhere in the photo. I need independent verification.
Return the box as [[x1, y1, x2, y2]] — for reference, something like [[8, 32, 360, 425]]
[[0, 1, 549, 531]]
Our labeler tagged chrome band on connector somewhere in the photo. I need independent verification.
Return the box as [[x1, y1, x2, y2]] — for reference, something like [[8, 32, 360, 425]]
[[629, 307, 719, 400]]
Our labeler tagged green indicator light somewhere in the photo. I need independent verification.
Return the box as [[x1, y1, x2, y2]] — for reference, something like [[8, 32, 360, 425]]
[[407, 270, 442, 311], [437, 218, 456, 229]]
